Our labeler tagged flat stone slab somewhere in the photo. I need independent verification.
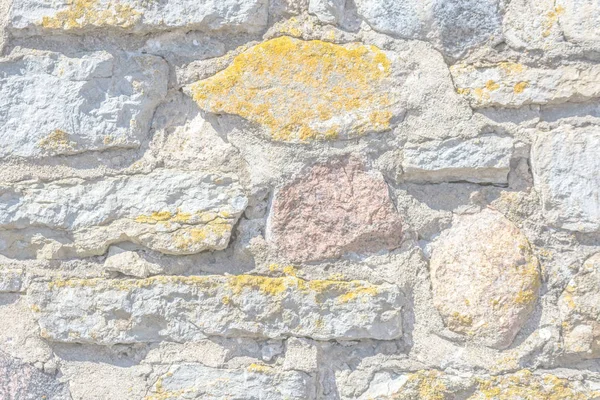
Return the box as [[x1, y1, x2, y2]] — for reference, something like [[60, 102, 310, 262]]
[[430, 209, 540, 349], [146, 363, 315, 400], [402, 136, 513, 184], [451, 62, 600, 108], [9, 0, 268, 35], [0, 170, 247, 259], [532, 126, 600, 233], [0, 50, 167, 159], [29, 275, 403, 344]]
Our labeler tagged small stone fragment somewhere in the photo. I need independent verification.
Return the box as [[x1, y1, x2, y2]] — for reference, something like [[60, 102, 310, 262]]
[[0, 267, 24, 293], [532, 126, 600, 232], [10, 0, 268, 35], [146, 363, 316, 400], [29, 275, 403, 344], [558, 253, 600, 358], [451, 62, 600, 108], [189, 36, 401, 141], [283, 337, 319, 373], [269, 158, 403, 262], [104, 246, 163, 278], [402, 136, 513, 184], [430, 208, 540, 349], [308, 0, 345, 24], [0, 170, 247, 259], [0, 50, 167, 159]]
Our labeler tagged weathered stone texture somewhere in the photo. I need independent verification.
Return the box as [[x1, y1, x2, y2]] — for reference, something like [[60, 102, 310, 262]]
[[0, 352, 70, 400], [0, 170, 247, 259], [0, 50, 168, 159], [559, 253, 600, 358], [355, 0, 505, 57], [190, 36, 401, 141], [402, 136, 513, 184], [10, 0, 269, 35], [556, 0, 600, 44], [451, 62, 600, 108], [147, 363, 316, 400], [269, 158, 403, 262], [532, 127, 600, 232], [30, 275, 403, 344], [430, 209, 540, 349]]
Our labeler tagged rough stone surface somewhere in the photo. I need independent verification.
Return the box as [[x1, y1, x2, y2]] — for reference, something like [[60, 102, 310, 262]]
[[30, 275, 403, 344], [9, 0, 269, 35], [402, 136, 513, 184], [0, 170, 247, 259], [189, 36, 402, 142], [559, 253, 600, 358], [532, 126, 600, 232], [355, 0, 505, 57], [146, 363, 316, 400], [0, 351, 70, 400], [430, 209, 541, 349], [0, 50, 168, 159], [451, 62, 600, 108], [1, 0, 600, 397], [269, 158, 403, 262]]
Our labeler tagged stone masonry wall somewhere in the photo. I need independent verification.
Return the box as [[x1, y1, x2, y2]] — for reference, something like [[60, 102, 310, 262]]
[[0, 0, 599, 399]]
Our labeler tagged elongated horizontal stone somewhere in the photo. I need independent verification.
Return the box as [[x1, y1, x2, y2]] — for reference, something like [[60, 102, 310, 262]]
[[402, 136, 513, 184], [189, 36, 402, 142], [0, 170, 247, 259], [532, 127, 600, 232], [358, 369, 600, 399], [355, 0, 504, 57], [0, 50, 167, 159], [430, 209, 540, 349], [557, 0, 600, 44], [29, 275, 403, 344], [269, 158, 403, 262], [146, 363, 315, 400], [450, 62, 600, 108], [558, 253, 600, 358], [9, 0, 268, 35]]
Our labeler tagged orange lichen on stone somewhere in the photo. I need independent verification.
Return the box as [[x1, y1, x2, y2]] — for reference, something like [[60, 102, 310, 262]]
[[513, 81, 529, 94], [542, 6, 566, 37], [38, 129, 75, 151], [190, 36, 395, 141], [41, 0, 141, 30]]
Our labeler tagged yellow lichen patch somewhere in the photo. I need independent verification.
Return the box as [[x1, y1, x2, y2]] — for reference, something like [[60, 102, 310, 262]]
[[542, 6, 566, 37], [472, 370, 599, 400], [173, 218, 232, 250], [499, 62, 525, 75], [190, 36, 395, 141], [41, 0, 141, 30], [135, 210, 192, 224], [448, 312, 473, 329], [247, 363, 273, 373], [513, 81, 529, 94], [38, 129, 75, 151], [485, 80, 500, 91], [403, 370, 450, 400]]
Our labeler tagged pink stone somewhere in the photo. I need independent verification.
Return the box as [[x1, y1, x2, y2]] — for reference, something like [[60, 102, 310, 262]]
[[269, 158, 403, 262]]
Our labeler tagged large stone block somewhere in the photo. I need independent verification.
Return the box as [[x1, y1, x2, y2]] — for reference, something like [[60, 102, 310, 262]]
[[354, 0, 505, 57], [558, 253, 600, 358], [532, 126, 600, 232], [402, 136, 513, 184], [268, 158, 403, 262], [9, 0, 268, 35], [451, 62, 600, 108], [29, 275, 403, 344], [0, 50, 167, 159], [0, 170, 247, 259], [146, 363, 316, 400], [189, 36, 402, 142], [430, 209, 540, 349]]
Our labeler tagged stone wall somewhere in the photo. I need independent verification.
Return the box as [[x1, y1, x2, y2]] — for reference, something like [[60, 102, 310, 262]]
[[0, 0, 599, 398]]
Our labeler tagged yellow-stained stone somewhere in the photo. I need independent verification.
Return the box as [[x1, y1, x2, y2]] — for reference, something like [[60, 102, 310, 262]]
[[41, 0, 141, 30], [190, 36, 397, 141]]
